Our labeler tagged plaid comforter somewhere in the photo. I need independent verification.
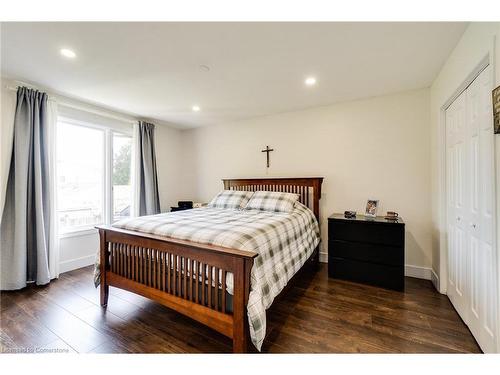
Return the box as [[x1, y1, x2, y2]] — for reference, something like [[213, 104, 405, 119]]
[[96, 202, 320, 351]]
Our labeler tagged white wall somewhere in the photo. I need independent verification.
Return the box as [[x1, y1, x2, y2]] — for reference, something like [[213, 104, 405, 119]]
[[429, 22, 500, 292], [182, 88, 432, 272], [0, 78, 16, 216], [155, 122, 193, 211]]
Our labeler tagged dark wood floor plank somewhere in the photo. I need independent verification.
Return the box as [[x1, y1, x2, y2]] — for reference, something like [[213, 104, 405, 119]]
[[0, 292, 17, 312], [0, 264, 481, 353], [74, 304, 188, 353], [102, 295, 145, 320], [11, 289, 109, 353], [35, 280, 95, 314], [126, 303, 232, 353], [65, 279, 101, 305], [0, 297, 60, 349], [109, 286, 153, 309]]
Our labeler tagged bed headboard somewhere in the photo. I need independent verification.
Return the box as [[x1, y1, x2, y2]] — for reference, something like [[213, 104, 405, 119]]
[[222, 177, 324, 220]]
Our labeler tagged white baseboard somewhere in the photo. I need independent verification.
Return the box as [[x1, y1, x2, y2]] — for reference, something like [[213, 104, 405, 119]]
[[319, 251, 328, 263], [59, 254, 95, 274], [431, 269, 440, 291], [404, 264, 432, 280]]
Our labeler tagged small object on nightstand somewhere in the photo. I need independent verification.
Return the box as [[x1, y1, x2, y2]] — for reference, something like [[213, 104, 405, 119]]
[[344, 210, 356, 218], [384, 211, 399, 221], [178, 201, 193, 209], [365, 199, 379, 217], [171, 201, 193, 212]]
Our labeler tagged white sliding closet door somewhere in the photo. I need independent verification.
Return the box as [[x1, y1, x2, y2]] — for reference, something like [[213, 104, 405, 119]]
[[446, 65, 498, 353], [446, 89, 468, 319], [465, 65, 497, 352]]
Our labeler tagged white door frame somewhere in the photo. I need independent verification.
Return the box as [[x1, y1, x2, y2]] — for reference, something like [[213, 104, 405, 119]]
[[437, 43, 499, 351]]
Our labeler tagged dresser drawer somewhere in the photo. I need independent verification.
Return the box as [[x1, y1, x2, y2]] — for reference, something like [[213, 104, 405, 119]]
[[328, 257, 404, 291], [329, 220, 404, 247], [329, 239, 403, 266]]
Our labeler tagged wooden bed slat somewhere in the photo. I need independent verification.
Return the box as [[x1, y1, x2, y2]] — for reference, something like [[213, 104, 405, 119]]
[[152, 249, 156, 288], [167, 253, 170, 292], [143, 247, 146, 285], [173, 255, 177, 296], [215, 267, 219, 311], [127, 245, 130, 279], [195, 261, 200, 304], [111, 243, 115, 273], [177, 256, 182, 297], [201, 263, 206, 306], [222, 271, 226, 314], [183, 257, 187, 299], [189, 259, 194, 301], [157, 250, 161, 290], [148, 249, 151, 287], [208, 265, 212, 308], [116, 243, 120, 276], [120, 244, 124, 276]]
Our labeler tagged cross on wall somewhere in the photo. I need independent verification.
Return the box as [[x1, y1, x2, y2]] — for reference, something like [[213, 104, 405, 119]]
[[261, 145, 274, 168]]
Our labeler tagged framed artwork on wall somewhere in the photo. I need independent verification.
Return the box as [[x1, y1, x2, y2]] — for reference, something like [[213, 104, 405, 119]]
[[493, 84, 500, 134]]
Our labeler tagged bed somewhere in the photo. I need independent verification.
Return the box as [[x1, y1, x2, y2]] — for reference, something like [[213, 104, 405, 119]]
[[96, 177, 323, 352]]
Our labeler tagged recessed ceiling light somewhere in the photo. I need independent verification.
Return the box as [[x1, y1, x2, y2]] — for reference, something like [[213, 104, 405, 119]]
[[60, 48, 76, 59], [192, 105, 201, 112], [305, 77, 317, 86]]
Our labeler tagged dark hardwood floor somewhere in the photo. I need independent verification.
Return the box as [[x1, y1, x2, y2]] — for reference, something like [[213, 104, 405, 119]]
[[0, 264, 481, 353]]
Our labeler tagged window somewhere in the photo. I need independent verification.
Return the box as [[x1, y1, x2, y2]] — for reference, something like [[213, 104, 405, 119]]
[[113, 133, 132, 221], [56, 122, 104, 233], [56, 118, 133, 234]]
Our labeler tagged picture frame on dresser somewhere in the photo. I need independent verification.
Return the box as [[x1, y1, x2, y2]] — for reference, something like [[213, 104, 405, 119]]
[[365, 199, 379, 217]]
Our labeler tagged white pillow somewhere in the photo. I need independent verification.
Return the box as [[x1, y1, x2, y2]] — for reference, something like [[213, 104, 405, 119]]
[[208, 190, 254, 210], [244, 191, 300, 213]]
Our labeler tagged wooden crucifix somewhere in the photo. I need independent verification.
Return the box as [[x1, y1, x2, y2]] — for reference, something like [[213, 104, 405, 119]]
[[261, 145, 274, 168]]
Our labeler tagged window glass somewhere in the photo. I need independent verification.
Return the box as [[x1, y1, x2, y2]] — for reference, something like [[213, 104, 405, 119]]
[[56, 122, 104, 233], [113, 133, 132, 221]]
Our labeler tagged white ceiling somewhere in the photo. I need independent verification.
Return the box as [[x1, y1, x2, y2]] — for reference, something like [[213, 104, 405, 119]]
[[1, 22, 467, 128]]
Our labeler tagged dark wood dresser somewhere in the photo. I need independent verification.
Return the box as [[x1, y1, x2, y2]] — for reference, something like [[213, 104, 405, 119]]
[[328, 214, 405, 291]]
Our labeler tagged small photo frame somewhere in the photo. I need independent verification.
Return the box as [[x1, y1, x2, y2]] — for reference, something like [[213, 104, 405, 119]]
[[365, 199, 379, 217]]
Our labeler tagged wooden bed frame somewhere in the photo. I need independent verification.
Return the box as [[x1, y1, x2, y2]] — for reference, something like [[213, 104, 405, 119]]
[[97, 177, 323, 352]]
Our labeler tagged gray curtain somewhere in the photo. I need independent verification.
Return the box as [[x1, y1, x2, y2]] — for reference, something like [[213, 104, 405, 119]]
[[0, 87, 51, 290], [137, 121, 161, 216]]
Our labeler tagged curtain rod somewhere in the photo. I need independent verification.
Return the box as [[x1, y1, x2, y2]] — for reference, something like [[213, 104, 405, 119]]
[[5, 84, 138, 126]]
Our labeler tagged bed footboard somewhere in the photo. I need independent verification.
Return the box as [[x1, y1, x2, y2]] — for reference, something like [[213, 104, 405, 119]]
[[97, 226, 257, 353]]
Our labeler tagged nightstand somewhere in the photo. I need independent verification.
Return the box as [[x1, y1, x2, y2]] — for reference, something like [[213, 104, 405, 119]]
[[170, 206, 191, 212], [328, 214, 405, 291], [171, 200, 194, 212]]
